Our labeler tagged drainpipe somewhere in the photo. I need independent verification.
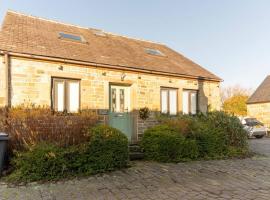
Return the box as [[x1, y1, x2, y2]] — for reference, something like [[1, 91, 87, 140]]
[[3, 53, 10, 107]]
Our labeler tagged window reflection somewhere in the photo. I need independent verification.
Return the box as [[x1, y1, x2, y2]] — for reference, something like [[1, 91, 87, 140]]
[[112, 88, 116, 112], [120, 89, 125, 112]]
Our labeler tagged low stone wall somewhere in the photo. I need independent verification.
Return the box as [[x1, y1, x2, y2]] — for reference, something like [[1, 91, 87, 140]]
[[137, 111, 159, 140]]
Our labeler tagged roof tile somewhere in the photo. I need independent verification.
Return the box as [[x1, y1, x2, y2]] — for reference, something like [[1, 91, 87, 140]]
[[0, 11, 221, 80], [247, 76, 270, 104]]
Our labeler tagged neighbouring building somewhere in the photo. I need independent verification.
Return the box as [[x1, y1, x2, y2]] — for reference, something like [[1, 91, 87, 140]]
[[0, 11, 222, 143], [247, 75, 270, 128]]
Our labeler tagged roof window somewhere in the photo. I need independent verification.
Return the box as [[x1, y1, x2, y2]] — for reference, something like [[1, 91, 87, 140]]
[[145, 48, 164, 56], [93, 30, 107, 37], [59, 32, 85, 42]]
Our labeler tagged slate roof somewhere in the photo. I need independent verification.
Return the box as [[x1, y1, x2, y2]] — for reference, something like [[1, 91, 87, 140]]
[[0, 11, 221, 81], [247, 76, 270, 104]]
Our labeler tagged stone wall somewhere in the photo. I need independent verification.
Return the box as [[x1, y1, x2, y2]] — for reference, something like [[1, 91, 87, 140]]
[[0, 56, 6, 106], [247, 103, 270, 128], [6, 56, 221, 140]]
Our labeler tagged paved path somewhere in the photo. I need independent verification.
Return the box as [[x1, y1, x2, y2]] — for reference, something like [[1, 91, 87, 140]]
[[249, 138, 270, 156], [1, 139, 270, 200]]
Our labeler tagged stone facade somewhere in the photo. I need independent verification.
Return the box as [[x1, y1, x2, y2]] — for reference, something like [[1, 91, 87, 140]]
[[0, 56, 221, 141], [247, 103, 270, 128], [0, 56, 6, 106]]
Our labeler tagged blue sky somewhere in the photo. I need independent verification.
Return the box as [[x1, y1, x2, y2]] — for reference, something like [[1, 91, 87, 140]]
[[0, 0, 269, 89]]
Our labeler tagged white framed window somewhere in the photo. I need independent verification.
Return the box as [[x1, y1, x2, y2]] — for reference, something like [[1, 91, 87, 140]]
[[110, 85, 131, 113], [182, 90, 198, 115], [161, 88, 178, 115], [52, 78, 80, 113]]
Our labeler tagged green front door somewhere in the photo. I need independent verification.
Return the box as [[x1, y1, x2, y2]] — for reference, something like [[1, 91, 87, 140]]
[[109, 85, 133, 140]]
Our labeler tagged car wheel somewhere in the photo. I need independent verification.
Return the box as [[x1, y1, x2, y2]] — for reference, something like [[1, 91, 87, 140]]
[[255, 135, 264, 139]]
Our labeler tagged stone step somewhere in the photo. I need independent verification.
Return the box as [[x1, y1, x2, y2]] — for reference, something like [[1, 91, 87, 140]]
[[129, 144, 144, 160], [129, 152, 144, 160], [129, 145, 143, 153]]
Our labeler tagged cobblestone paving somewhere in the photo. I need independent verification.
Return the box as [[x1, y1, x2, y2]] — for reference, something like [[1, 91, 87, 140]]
[[1, 139, 270, 200]]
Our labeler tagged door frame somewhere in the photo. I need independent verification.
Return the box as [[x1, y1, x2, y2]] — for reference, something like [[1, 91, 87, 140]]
[[108, 83, 134, 141]]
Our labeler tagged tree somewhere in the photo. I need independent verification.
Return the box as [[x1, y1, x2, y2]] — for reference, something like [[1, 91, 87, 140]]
[[221, 85, 253, 104], [223, 95, 249, 116]]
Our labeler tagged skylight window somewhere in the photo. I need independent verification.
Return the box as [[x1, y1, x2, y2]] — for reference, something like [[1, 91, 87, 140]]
[[59, 32, 85, 42], [145, 48, 164, 56], [93, 30, 107, 37]]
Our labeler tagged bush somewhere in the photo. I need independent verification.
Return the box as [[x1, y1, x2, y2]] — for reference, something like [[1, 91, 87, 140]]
[[0, 107, 8, 132], [193, 123, 228, 158], [204, 111, 247, 148], [142, 111, 248, 162], [8, 125, 129, 182], [181, 139, 199, 160], [85, 125, 129, 172], [0, 106, 98, 153], [10, 143, 67, 181], [64, 125, 129, 174], [141, 125, 199, 162]]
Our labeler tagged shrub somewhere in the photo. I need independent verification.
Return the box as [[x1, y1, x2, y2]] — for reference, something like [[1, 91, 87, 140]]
[[84, 125, 129, 172], [142, 111, 248, 162], [0, 106, 98, 153], [193, 123, 228, 158], [62, 125, 129, 175], [181, 139, 199, 160], [159, 116, 195, 137], [141, 125, 199, 162], [8, 125, 129, 182], [10, 143, 67, 181], [0, 107, 8, 132], [199, 111, 248, 148]]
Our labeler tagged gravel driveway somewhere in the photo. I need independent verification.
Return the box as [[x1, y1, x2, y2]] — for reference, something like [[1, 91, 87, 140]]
[[1, 138, 270, 200]]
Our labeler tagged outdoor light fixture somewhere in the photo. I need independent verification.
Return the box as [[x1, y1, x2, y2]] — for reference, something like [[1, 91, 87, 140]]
[[58, 65, 64, 71], [121, 73, 126, 81]]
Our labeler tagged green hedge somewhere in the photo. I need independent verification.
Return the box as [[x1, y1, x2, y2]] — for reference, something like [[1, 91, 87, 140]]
[[66, 125, 129, 174], [141, 125, 199, 162], [141, 111, 248, 162], [8, 125, 128, 182], [10, 143, 67, 181]]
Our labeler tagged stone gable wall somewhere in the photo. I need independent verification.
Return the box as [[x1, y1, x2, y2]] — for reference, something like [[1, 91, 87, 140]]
[[0, 56, 6, 106], [247, 103, 270, 128]]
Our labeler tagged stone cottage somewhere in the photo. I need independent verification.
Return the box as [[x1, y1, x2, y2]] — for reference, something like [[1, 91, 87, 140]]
[[0, 11, 221, 143], [247, 75, 270, 127]]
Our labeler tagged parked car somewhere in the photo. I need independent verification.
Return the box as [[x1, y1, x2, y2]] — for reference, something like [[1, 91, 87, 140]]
[[241, 118, 267, 139]]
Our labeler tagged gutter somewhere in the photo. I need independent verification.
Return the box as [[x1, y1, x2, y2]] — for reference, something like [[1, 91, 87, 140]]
[[0, 50, 222, 82], [246, 101, 270, 105]]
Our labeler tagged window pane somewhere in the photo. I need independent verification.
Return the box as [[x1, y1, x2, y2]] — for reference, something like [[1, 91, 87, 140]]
[[161, 90, 168, 114], [145, 48, 164, 56], [68, 82, 80, 112], [59, 32, 83, 42], [182, 91, 189, 114], [56, 82, 64, 112], [120, 89, 125, 113], [169, 90, 177, 115], [111, 88, 116, 112], [190, 92, 197, 115]]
